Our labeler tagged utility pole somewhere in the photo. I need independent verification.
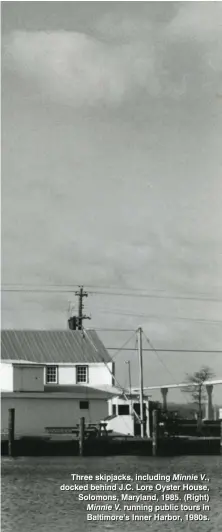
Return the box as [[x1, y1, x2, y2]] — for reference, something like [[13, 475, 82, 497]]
[[75, 286, 91, 330], [138, 327, 145, 438]]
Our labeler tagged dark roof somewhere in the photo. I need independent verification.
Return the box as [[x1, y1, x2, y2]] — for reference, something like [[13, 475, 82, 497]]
[[1, 330, 112, 364]]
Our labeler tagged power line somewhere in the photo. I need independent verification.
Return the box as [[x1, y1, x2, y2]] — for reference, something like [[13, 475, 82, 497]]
[[2, 282, 222, 297], [2, 288, 78, 293], [2, 303, 222, 325], [93, 309, 222, 325], [90, 328, 136, 332], [2, 285, 222, 303], [91, 291, 222, 303]]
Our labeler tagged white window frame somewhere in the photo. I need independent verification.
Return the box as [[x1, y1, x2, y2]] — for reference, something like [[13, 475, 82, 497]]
[[45, 365, 58, 384], [76, 365, 88, 384]]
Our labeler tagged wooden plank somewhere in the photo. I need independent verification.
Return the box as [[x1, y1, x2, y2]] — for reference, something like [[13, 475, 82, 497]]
[[45, 427, 78, 434]]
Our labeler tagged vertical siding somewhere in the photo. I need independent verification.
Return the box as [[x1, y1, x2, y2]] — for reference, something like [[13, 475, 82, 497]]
[[13, 366, 44, 392]]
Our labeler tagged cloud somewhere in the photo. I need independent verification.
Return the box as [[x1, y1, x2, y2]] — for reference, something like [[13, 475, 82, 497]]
[[3, 3, 221, 107], [3, 30, 160, 106], [168, 2, 222, 41], [167, 3, 222, 75]]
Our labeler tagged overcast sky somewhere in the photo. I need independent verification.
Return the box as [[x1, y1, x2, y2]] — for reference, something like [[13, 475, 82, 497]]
[[2, 2, 222, 402]]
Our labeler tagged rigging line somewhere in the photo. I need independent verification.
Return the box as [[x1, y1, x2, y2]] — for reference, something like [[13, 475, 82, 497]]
[[142, 332, 191, 405], [126, 334, 138, 419], [83, 328, 142, 425], [109, 332, 138, 361], [105, 348, 222, 353]]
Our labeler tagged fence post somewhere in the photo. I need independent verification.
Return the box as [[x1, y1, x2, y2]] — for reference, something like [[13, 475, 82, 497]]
[[79, 417, 85, 456], [152, 409, 158, 456], [8, 408, 15, 457]]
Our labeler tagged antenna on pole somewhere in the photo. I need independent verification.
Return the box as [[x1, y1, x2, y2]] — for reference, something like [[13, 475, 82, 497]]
[[67, 301, 75, 329], [67, 301, 75, 318], [138, 326, 145, 437]]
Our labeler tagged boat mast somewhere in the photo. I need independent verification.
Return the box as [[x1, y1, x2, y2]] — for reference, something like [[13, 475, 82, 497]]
[[138, 326, 145, 437]]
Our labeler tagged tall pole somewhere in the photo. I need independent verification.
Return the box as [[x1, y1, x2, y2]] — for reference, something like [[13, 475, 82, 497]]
[[126, 361, 132, 396], [138, 327, 145, 438], [126, 360, 133, 416]]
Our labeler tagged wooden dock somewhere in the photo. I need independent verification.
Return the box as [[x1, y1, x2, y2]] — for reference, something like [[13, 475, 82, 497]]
[[2, 409, 221, 457], [1, 432, 221, 458], [1, 434, 221, 457]]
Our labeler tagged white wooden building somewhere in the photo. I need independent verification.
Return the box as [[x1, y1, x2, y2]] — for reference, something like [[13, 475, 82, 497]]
[[1, 328, 117, 437]]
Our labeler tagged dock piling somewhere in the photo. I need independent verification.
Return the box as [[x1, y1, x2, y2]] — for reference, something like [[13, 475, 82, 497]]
[[220, 421, 222, 454], [152, 409, 158, 456], [8, 408, 15, 457], [79, 417, 85, 456]]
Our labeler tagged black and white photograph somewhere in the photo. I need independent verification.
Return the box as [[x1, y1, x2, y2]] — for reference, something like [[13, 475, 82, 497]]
[[1, 1, 222, 531]]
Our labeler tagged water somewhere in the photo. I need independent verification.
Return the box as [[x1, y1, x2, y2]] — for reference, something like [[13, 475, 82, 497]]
[[1, 456, 222, 532]]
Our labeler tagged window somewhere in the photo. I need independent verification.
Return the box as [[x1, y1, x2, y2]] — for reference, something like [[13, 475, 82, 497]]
[[46, 366, 58, 384], [118, 405, 130, 416], [76, 365, 88, 383], [133, 403, 146, 416], [79, 401, 89, 410]]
